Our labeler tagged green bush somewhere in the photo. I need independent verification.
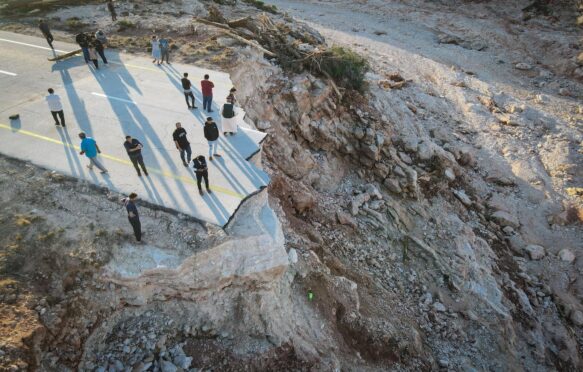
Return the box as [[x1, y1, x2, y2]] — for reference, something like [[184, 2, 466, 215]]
[[117, 19, 136, 32], [242, 0, 278, 14], [320, 46, 369, 92], [65, 17, 87, 30]]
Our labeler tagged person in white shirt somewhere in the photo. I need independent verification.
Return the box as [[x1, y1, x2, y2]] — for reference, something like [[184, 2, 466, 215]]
[[46, 88, 65, 127]]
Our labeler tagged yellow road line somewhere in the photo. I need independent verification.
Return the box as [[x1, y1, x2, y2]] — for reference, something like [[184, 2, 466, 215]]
[[0, 123, 244, 199]]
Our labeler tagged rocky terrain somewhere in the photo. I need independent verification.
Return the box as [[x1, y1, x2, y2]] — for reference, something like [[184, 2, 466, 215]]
[[1, 0, 582, 371]]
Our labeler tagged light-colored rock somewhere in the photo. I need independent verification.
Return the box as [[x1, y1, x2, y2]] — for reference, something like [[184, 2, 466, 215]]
[[558, 88, 571, 97], [444, 168, 456, 181], [558, 249, 575, 263], [393, 165, 406, 178], [256, 120, 271, 130], [433, 302, 446, 312], [399, 152, 413, 164], [337, 210, 357, 228], [515, 62, 533, 70], [160, 360, 177, 372], [570, 310, 583, 327], [525, 245, 545, 260], [288, 248, 298, 264], [292, 191, 315, 214], [491, 210, 520, 228], [384, 178, 402, 194], [453, 189, 472, 207]]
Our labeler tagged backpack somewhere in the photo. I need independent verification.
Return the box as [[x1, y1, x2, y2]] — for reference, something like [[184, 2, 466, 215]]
[[222, 103, 235, 119]]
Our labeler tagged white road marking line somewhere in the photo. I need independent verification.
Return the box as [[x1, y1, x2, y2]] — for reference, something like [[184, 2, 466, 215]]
[[0, 69, 17, 76], [91, 92, 136, 104], [0, 37, 68, 53]]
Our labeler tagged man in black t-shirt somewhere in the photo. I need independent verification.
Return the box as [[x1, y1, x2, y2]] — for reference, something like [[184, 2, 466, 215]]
[[39, 19, 54, 49], [192, 155, 211, 196], [181, 72, 197, 109], [124, 136, 148, 176], [172, 122, 192, 166]]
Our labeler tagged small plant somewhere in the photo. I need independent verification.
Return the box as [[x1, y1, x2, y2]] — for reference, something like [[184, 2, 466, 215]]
[[117, 19, 136, 32], [320, 46, 369, 92], [65, 17, 87, 30], [242, 0, 278, 14]]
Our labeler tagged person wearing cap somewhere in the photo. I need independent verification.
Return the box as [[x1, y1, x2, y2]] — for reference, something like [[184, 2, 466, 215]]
[[181, 73, 197, 109], [203, 117, 221, 160], [192, 155, 211, 196], [78, 132, 108, 173], [123, 193, 142, 242], [226, 87, 237, 105]]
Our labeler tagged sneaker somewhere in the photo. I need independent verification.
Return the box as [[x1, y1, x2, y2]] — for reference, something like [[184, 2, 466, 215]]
[[137, 173, 142, 177], [100, 170, 108, 174], [86, 165, 93, 170], [193, 106, 198, 109], [208, 110, 214, 113], [61, 124, 66, 127], [182, 161, 188, 167], [145, 172, 149, 176], [207, 188, 212, 194], [55, 123, 60, 126], [187, 105, 192, 109], [214, 154, 222, 158], [199, 189, 204, 196], [209, 156, 213, 161]]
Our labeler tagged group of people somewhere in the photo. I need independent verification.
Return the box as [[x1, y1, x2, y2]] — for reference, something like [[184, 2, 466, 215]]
[[150, 35, 171, 65], [75, 30, 109, 69]]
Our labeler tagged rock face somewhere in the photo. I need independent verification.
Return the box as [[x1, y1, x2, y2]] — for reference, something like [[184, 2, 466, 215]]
[[490, 210, 520, 228], [525, 244, 545, 260]]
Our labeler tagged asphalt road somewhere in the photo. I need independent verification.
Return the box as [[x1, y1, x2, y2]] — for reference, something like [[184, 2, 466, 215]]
[[0, 31, 269, 227]]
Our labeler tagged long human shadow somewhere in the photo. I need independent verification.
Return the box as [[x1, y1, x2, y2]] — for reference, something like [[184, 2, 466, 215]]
[[216, 137, 269, 187], [90, 54, 201, 213], [55, 127, 85, 177], [51, 58, 93, 133]]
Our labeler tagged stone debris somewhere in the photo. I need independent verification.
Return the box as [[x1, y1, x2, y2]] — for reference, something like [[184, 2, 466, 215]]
[[525, 244, 545, 260], [558, 249, 575, 263]]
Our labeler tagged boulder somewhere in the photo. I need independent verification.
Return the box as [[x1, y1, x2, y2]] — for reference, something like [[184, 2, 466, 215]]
[[444, 168, 456, 181], [384, 178, 402, 194], [515, 62, 533, 70], [558, 249, 575, 263], [525, 244, 545, 260], [292, 191, 315, 214], [453, 189, 472, 207], [337, 210, 357, 228], [399, 152, 413, 164], [491, 210, 520, 228], [570, 310, 583, 327]]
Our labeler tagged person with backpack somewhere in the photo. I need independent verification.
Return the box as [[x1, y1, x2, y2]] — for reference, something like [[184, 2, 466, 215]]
[[203, 117, 221, 160], [192, 155, 211, 196], [75, 32, 90, 63], [123, 193, 142, 242], [221, 99, 238, 136], [181, 73, 197, 109], [38, 19, 54, 49]]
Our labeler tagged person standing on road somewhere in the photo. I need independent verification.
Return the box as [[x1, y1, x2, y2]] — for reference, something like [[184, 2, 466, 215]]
[[46, 88, 65, 127], [107, 0, 117, 21], [76, 32, 90, 63], [204, 117, 221, 160], [181, 73, 197, 109], [201, 74, 215, 113], [88, 42, 99, 69], [78, 132, 108, 173], [221, 100, 237, 136], [192, 155, 211, 196], [38, 19, 54, 49], [93, 36, 108, 65], [159, 36, 170, 64], [173, 122, 192, 166], [151, 35, 161, 65], [123, 193, 142, 242], [124, 136, 148, 176]]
